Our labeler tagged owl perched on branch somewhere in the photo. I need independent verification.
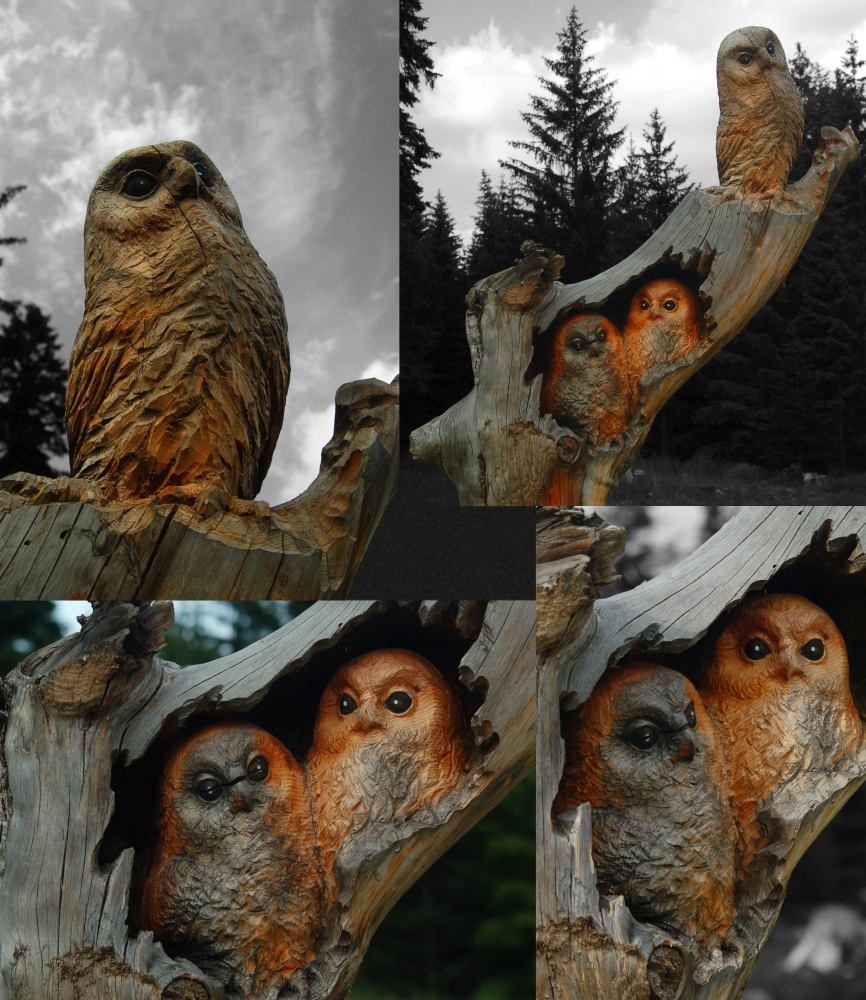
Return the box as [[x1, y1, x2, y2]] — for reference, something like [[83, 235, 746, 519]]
[[554, 662, 738, 952], [716, 27, 804, 195], [699, 593, 862, 867], [66, 140, 289, 505], [307, 649, 469, 873], [139, 722, 321, 996]]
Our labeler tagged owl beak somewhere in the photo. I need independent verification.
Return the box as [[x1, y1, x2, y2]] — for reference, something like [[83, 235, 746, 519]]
[[229, 791, 252, 814], [168, 157, 201, 201], [355, 703, 382, 733], [670, 731, 697, 763]]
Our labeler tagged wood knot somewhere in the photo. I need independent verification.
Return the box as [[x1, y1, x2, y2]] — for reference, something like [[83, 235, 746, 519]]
[[647, 943, 687, 1000], [556, 436, 581, 465]]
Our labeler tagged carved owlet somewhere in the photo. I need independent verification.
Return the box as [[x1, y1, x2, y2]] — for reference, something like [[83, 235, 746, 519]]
[[716, 27, 804, 195], [66, 141, 290, 504], [623, 278, 702, 381], [540, 313, 636, 444], [306, 649, 469, 872], [139, 722, 321, 995], [553, 663, 738, 952], [699, 593, 861, 866]]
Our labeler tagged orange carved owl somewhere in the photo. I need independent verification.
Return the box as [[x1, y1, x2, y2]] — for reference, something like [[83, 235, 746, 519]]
[[623, 278, 702, 382], [139, 721, 322, 996], [541, 313, 636, 444], [66, 140, 289, 505], [306, 649, 469, 874], [699, 593, 862, 867], [553, 662, 738, 952]]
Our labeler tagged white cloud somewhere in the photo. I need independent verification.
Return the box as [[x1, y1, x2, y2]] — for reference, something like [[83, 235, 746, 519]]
[[360, 352, 398, 383]]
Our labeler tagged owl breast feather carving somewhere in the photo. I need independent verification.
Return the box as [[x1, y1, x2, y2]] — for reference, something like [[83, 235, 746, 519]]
[[307, 649, 469, 871], [66, 140, 290, 504], [716, 27, 804, 195], [699, 593, 862, 866], [553, 662, 737, 952], [139, 721, 321, 996]]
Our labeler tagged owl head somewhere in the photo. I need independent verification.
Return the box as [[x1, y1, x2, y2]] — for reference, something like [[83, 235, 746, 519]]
[[703, 593, 851, 703], [158, 721, 306, 853], [311, 649, 467, 758], [557, 662, 718, 812], [716, 27, 795, 102], [84, 140, 243, 279], [626, 278, 699, 333], [550, 313, 624, 371]]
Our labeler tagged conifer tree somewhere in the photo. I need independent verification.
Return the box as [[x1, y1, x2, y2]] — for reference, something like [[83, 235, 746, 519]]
[[640, 108, 691, 231]]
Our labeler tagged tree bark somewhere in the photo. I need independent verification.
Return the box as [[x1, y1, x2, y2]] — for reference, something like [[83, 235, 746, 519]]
[[0, 377, 398, 599], [0, 596, 534, 1000], [537, 505, 866, 999], [410, 120, 859, 506]]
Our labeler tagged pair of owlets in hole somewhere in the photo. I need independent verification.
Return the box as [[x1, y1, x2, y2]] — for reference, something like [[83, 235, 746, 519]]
[[554, 593, 863, 954], [540, 278, 702, 444], [139, 649, 469, 996]]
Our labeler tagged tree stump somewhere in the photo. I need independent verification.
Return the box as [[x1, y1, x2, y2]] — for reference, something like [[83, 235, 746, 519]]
[[0, 377, 398, 599], [536, 505, 866, 999], [410, 28, 860, 506], [0, 596, 534, 999]]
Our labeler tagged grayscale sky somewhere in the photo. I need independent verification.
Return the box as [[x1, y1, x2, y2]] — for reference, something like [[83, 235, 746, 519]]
[[415, 0, 866, 241], [0, 0, 397, 503]]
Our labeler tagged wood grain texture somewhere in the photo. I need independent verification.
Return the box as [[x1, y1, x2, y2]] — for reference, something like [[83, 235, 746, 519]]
[[409, 30, 859, 507], [537, 506, 866, 999], [0, 597, 534, 999], [0, 377, 398, 599]]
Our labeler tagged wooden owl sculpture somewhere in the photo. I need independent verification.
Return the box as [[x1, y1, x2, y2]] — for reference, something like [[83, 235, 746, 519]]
[[540, 313, 637, 444], [553, 663, 738, 952], [307, 649, 469, 872], [716, 27, 804, 195], [66, 140, 289, 504], [699, 593, 862, 867], [623, 278, 702, 381], [139, 721, 321, 996]]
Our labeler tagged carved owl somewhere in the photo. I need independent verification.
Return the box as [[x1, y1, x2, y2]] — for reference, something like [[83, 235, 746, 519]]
[[540, 313, 636, 444], [700, 593, 861, 866], [66, 140, 289, 504], [553, 662, 738, 951], [623, 278, 702, 381], [139, 721, 321, 995], [307, 649, 469, 872], [716, 27, 804, 195]]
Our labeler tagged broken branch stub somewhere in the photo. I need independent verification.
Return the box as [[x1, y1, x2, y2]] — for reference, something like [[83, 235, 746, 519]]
[[0, 597, 534, 1000], [536, 505, 866, 999]]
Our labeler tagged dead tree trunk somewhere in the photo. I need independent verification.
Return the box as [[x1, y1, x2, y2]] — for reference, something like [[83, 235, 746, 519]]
[[0, 377, 398, 599], [536, 505, 866, 999], [0, 597, 533, 1000], [410, 29, 859, 506]]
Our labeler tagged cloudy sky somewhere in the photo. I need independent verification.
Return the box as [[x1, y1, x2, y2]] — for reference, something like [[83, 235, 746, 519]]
[[416, 0, 866, 241], [0, 0, 397, 503]]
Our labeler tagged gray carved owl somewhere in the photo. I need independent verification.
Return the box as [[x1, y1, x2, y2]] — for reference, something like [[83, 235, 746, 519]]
[[139, 722, 322, 996], [66, 140, 289, 504], [553, 662, 738, 952], [716, 27, 804, 195]]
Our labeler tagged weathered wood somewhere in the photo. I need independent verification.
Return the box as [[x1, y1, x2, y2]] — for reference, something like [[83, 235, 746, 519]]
[[410, 26, 860, 506], [0, 597, 534, 999], [0, 377, 398, 599], [537, 506, 866, 1000]]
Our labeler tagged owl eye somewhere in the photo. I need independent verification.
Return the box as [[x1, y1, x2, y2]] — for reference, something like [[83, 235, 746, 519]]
[[246, 755, 269, 782], [121, 171, 158, 199], [193, 162, 213, 187], [766, 41, 776, 55], [627, 723, 659, 750], [339, 693, 358, 715], [663, 299, 677, 311], [743, 637, 771, 660], [194, 776, 223, 802], [800, 638, 825, 661], [640, 299, 650, 310], [385, 691, 413, 714], [597, 329, 607, 342], [685, 703, 697, 729], [738, 52, 753, 66], [569, 338, 586, 352]]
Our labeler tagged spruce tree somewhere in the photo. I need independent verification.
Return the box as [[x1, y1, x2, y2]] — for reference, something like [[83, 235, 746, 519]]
[[0, 185, 26, 268], [501, 6, 624, 281], [608, 136, 648, 261], [466, 171, 528, 284], [640, 108, 691, 231]]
